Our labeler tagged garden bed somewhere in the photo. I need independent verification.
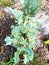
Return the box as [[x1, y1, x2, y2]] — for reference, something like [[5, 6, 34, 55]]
[[0, 0, 49, 65]]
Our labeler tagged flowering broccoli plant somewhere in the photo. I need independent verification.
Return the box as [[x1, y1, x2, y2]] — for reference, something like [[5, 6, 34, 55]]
[[5, 16, 40, 64], [4, 0, 42, 64]]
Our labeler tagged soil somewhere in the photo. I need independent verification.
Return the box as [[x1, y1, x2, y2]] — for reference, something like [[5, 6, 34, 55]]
[[0, 15, 15, 45], [0, 10, 17, 63]]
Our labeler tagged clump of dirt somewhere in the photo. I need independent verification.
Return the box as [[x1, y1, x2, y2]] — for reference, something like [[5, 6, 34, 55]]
[[0, 17, 15, 44]]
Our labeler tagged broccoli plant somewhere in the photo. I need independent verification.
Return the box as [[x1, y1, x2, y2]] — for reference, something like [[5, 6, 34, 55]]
[[4, 0, 42, 64], [5, 16, 40, 65]]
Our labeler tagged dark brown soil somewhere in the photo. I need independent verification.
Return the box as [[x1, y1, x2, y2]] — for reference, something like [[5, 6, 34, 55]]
[[0, 16, 15, 45]]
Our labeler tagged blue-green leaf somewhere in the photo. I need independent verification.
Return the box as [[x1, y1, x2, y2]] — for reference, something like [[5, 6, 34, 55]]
[[4, 36, 12, 45]]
